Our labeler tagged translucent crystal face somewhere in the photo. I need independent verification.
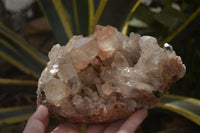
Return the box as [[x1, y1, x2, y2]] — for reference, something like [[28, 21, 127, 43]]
[[58, 64, 77, 83], [37, 25, 186, 123], [45, 78, 66, 105], [68, 37, 99, 69], [101, 83, 114, 96]]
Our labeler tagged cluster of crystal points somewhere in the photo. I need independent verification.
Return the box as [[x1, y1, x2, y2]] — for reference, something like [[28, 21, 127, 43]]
[[37, 25, 186, 123]]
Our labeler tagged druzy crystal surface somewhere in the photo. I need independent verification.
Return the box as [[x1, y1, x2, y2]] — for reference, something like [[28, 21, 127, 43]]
[[37, 25, 186, 123]]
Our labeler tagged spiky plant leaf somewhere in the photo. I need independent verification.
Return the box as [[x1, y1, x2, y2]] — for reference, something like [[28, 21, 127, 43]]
[[0, 79, 37, 93], [161, 7, 200, 46], [154, 7, 186, 29], [0, 23, 48, 78], [37, 0, 140, 44], [0, 106, 35, 124], [157, 94, 200, 126]]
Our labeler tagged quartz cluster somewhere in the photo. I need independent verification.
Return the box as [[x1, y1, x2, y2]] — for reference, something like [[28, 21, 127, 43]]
[[37, 25, 186, 123]]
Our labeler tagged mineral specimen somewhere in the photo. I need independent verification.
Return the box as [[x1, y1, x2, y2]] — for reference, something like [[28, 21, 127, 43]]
[[37, 25, 186, 123]]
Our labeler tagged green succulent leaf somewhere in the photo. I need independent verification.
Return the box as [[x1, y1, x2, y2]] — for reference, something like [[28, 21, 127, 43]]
[[161, 7, 200, 46], [157, 94, 200, 126], [97, 0, 139, 31], [0, 23, 48, 78], [0, 79, 37, 93], [154, 7, 186, 29], [0, 23, 48, 64], [128, 17, 148, 28], [0, 106, 35, 124], [37, 0, 69, 45], [38, 0, 80, 45], [75, 0, 90, 36], [129, 5, 155, 26], [0, 40, 40, 78], [37, 0, 140, 44]]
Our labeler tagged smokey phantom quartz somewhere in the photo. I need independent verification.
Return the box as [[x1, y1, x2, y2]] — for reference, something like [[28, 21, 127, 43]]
[[37, 25, 186, 123]]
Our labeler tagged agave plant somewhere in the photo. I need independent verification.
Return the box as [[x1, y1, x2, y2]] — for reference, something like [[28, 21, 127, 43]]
[[0, 0, 200, 130]]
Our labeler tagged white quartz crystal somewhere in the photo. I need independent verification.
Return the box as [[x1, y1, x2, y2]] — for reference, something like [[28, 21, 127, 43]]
[[101, 83, 113, 96], [45, 78, 66, 105], [37, 25, 186, 123], [58, 63, 77, 83], [68, 37, 99, 69], [48, 44, 61, 61]]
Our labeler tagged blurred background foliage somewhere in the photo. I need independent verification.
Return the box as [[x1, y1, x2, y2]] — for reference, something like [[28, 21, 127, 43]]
[[0, 0, 200, 132]]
